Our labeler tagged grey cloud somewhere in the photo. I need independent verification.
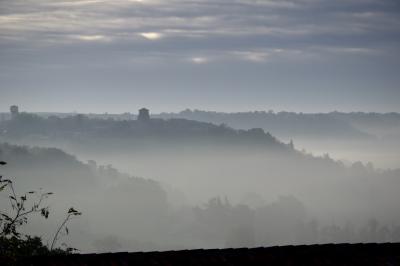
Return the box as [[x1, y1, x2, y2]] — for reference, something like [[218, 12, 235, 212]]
[[0, 0, 400, 113]]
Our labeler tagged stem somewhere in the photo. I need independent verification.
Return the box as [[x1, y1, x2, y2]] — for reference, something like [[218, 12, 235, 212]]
[[50, 213, 72, 251]]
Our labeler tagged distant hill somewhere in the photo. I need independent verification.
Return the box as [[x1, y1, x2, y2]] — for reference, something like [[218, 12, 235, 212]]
[[3, 110, 399, 141], [0, 143, 170, 251], [0, 142, 166, 196], [329, 111, 400, 139], [1, 141, 400, 251], [155, 110, 383, 140], [0, 112, 289, 151]]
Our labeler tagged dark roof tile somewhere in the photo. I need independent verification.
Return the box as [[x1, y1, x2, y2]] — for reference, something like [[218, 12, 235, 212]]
[[18, 243, 400, 266]]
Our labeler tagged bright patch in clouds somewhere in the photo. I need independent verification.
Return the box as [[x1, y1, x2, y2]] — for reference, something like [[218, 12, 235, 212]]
[[140, 32, 163, 40], [75, 35, 108, 41], [234, 51, 269, 62], [191, 57, 208, 64]]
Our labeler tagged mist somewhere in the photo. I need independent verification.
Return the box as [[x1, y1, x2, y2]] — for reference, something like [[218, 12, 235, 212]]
[[1, 111, 399, 252], [1, 0, 400, 261]]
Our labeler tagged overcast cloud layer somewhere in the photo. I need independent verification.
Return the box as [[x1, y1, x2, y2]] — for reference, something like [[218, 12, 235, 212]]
[[0, 0, 400, 113]]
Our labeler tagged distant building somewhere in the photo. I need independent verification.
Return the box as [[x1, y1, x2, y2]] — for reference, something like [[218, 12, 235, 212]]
[[138, 108, 150, 122], [10, 105, 19, 119]]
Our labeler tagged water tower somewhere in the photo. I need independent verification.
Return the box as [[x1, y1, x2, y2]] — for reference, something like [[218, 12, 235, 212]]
[[10, 105, 19, 119], [138, 108, 150, 122]]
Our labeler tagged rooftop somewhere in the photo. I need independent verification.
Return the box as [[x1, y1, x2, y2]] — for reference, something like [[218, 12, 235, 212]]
[[18, 243, 400, 266]]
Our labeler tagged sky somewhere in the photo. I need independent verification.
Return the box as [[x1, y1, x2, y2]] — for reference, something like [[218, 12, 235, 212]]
[[0, 0, 400, 113]]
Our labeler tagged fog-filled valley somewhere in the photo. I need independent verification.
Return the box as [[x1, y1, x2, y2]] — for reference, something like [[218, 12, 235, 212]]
[[1, 110, 400, 252]]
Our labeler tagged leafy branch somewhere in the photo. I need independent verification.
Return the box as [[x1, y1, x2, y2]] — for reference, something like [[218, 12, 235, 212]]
[[0, 161, 82, 254], [0, 161, 52, 238]]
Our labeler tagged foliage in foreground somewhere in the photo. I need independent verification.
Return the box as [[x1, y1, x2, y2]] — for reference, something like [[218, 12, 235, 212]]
[[0, 161, 81, 264]]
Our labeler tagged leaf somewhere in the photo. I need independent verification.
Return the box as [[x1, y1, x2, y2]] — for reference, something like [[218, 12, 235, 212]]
[[41, 208, 49, 219], [68, 207, 78, 214], [0, 184, 8, 191], [1, 214, 12, 221]]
